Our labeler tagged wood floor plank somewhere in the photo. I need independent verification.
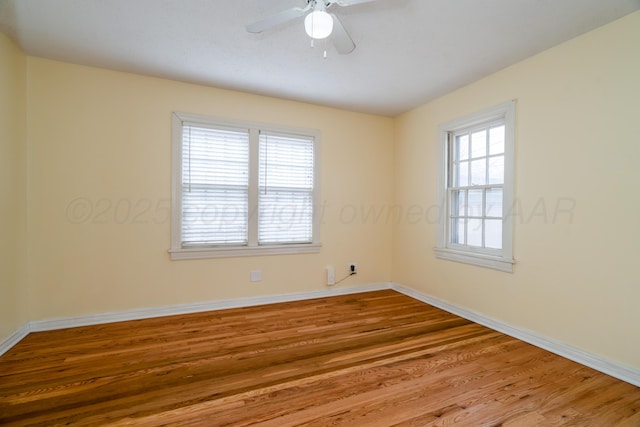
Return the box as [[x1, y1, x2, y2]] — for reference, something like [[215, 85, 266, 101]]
[[0, 290, 638, 426]]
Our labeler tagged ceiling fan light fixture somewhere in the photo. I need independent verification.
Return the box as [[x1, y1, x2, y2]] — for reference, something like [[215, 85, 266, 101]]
[[304, 10, 333, 39]]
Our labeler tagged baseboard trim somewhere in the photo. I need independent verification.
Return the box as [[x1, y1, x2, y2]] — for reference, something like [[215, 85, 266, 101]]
[[0, 283, 392, 356], [4, 282, 639, 388], [3, 283, 391, 355], [28, 283, 390, 332], [390, 283, 640, 387], [0, 323, 31, 357]]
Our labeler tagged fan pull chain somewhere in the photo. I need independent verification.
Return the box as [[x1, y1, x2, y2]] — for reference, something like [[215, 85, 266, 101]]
[[323, 38, 327, 59], [310, 10, 315, 48]]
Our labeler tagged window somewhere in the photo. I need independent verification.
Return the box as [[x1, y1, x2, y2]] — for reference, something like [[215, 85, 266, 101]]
[[435, 101, 515, 272], [170, 112, 321, 260]]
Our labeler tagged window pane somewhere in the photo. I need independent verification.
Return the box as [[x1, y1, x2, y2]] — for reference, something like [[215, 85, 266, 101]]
[[456, 134, 469, 161], [181, 125, 249, 246], [259, 134, 314, 189], [451, 190, 466, 217], [470, 159, 486, 186], [182, 187, 248, 245], [467, 189, 483, 217], [488, 155, 504, 185], [182, 126, 249, 187], [467, 219, 483, 247], [485, 219, 502, 249], [471, 130, 486, 158], [259, 133, 315, 244], [451, 218, 465, 244], [259, 190, 313, 244], [455, 161, 469, 187], [489, 125, 505, 155], [438, 102, 514, 266], [485, 188, 503, 217]]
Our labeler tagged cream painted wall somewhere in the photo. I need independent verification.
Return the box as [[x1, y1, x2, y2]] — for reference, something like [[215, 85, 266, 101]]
[[3, 11, 638, 374], [0, 33, 28, 340], [25, 57, 394, 321], [393, 12, 640, 368]]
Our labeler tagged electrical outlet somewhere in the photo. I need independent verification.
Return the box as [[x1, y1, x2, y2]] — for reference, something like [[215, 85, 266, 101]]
[[250, 270, 262, 282], [327, 266, 335, 285], [349, 263, 357, 274]]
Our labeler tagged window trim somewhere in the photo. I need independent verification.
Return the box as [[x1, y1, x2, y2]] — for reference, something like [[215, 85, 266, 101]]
[[434, 100, 516, 272], [170, 112, 322, 260]]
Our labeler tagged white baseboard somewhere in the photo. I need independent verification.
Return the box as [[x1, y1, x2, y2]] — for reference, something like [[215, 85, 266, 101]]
[[390, 283, 640, 388], [0, 282, 391, 356], [27, 282, 390, 332], [3, 281, 639, 388], [0, 323, 31, 357]]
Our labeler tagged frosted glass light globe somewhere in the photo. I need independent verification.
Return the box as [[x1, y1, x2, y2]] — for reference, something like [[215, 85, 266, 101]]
[[304, 11, 333, 39]]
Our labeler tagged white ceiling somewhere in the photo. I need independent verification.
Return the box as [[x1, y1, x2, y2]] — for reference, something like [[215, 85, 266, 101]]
[[1, 0, 638, 117]]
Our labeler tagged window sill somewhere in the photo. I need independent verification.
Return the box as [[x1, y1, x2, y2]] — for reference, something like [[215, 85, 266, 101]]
[[170, 243, 322, 260], [434, 247, 515, 273]]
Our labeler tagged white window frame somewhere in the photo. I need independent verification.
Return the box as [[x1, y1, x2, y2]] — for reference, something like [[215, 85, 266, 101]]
[[434, 100, 516, 272], [170, 112, 321, 260]]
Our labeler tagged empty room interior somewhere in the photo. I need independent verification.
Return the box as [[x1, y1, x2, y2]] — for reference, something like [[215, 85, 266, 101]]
[[1, 0, 639, 425]]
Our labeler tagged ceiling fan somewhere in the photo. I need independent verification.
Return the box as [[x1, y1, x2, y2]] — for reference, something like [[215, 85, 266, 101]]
[[246, 0, 377, 55]]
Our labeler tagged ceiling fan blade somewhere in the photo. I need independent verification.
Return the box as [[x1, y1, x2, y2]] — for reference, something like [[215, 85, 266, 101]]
[[334, 0, 377, 6], [246, 6, 310, 33], [331, 15, 355, 54]]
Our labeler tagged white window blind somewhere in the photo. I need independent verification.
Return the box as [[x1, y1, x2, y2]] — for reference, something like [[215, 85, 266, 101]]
[[259, 132, 314, 244], [171, 112, 321, 259], [181, 123, 249, 247]]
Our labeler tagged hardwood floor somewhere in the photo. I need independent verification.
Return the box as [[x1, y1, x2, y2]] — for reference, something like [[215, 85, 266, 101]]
[[1, 290, 639, 426]]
